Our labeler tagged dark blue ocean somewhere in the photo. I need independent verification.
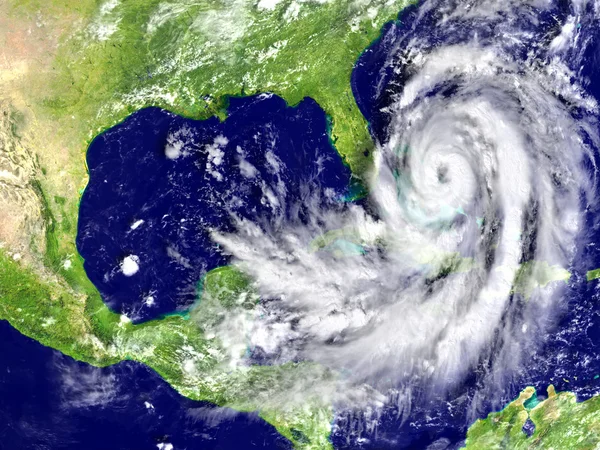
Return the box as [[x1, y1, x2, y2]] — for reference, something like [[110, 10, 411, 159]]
[[4, 0, 600, 448], [77, 94, 351, 323], [0, 321, 291, 450]]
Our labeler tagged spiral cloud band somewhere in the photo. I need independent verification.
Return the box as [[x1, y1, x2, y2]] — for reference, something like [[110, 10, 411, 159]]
[[211, 0, 599, 401]]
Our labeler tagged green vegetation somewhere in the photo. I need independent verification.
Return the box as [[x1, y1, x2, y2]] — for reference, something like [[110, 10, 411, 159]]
[[11, 0, 414, 175], [200, 265, 255, 309], [512, 261, 571, 299], [464, 386, 600, 449], [586, 268, 600, 281]]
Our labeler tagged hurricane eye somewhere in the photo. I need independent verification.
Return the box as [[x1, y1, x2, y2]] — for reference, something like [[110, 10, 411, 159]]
[[437, 165, 449, 184]]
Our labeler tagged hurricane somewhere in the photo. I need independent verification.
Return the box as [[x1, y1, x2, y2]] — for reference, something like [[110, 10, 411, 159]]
[[210, 0, 600, 413]]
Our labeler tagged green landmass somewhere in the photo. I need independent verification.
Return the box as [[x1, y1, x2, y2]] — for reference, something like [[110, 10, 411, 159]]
[[512, 261, 571, 299], [464, 385, 600, 449], [586, 268, 600, 281], [11, 0, 416, 176]]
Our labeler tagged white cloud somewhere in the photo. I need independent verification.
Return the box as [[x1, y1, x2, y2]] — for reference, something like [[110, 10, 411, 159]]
[[130, 219, 145, 230], [121, 255, 140, 276]]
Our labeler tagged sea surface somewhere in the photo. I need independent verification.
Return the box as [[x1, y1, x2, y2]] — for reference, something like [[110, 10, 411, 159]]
[[0, 321, 291, 449]]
